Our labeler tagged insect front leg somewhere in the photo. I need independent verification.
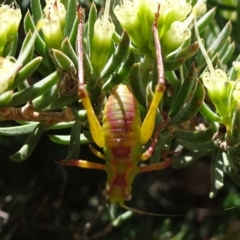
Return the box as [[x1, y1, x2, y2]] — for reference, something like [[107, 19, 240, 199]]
[[139, 6, 171, 172], [140, 7, 166, 145], [77, 7, 104, 148]]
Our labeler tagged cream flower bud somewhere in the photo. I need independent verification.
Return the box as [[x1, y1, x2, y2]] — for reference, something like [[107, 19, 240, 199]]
[[42, 0, 66, 49], [0, 57, 15, 93], [162, 21, 191, 55], [202, 69, 230, 117], [233, 82, 240, 102], [0, 1, 22, 55], [193, 0, 207, 17], [90, 0, 115, 76]]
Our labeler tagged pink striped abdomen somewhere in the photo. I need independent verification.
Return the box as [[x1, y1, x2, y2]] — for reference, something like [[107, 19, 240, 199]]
[[102, 84, 142, 204], [102, 84, 141, 149]]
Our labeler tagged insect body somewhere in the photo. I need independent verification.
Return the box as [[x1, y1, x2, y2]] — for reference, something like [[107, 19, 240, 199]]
[[58, 7, 171, 206], [103, 84, 148, 204]]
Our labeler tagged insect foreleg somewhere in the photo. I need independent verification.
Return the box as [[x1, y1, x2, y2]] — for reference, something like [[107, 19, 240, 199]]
[[140, 7, 166, 145], [77, 7, 104, 148]]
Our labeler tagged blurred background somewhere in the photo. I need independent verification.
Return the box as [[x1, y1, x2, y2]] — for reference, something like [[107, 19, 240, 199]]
[[0, 0, 240, 239]]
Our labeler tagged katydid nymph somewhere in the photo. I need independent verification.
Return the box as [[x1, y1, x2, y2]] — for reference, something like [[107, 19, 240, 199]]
[[57, 6, 172, 213]]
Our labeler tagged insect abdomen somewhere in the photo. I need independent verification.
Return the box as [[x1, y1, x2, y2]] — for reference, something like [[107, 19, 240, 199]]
[[102, 84, 141, 148], [102, 84, 142, 204]]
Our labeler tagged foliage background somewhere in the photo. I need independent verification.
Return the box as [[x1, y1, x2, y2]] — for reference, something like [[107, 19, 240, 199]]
[[0, 0, 240, 239]]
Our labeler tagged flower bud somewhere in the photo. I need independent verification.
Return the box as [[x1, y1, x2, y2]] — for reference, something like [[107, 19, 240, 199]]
[[161, 21, 191, 55], [0, 57, 15, 93], [42, 0, 66, 49], [0, 1, 22, 55], [114, 0, 145, 50], [90, 0, 115, 76], [202, 69, 230, 118], [193, 0, 207, 17], [233, 61, 240, 78], [115, 0, 195, 55]]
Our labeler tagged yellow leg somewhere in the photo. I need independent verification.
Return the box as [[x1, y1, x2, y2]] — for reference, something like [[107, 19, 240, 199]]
[[140, 9, 165, 144], [89, 144, 106, 160], [140, 87, 164, 144], [79, 89, 105, 148], [77, 8, 105, 148], [56, 159, 105, 171]]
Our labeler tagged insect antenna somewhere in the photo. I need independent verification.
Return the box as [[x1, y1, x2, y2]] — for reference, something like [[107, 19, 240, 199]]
[[120, 204, 236, 218]]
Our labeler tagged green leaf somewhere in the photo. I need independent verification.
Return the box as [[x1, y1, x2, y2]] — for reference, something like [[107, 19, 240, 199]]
[[169, 64, 198, 118], [222, 151, 237, 176], [170, 80, 205, 125], [46, 122, 74, 130], [103, 51, 135, 92], [164, 58, 185, 71], [101, 31, 130, 79], [166, 42, 199, 62], [32, 84, 58, 111], [221, 42, 235, 64], [150, 129, 171, 164], [129, 63, 146, 107], [9, 71, 60, 107], [45, 94, 78, 111], [24, 11, 45, 58], [71, 104, 88, 122], [10, 123, 45, 162], [30, 0, 43, 26], [12, 57, 42, 89], [209, 148, 225, 198], [176, 139, 215, 151], [49, 134, 90, 145], [173, 127, 213, 143], [19, 31, 34, 65], [65, 120, 81, 160], [0, 123, 39, 136], [88, 3, 98, 55], [61, 38, 78, 68], [0, 91, 13, 107], [64, 0, 77, 38], [199, 102, 222, 122], [196, 7, 216, 33], [51, 49, 75, 70], [208, 21, 232, 57], [69, 14, 79, 48]]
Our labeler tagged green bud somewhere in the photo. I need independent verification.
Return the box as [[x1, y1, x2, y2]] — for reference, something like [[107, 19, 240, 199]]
[[162, 21, 191, 55], [0, 1, 22, 55], [0, 57, 15, 93], [90, 0, 115, 76], [42, 0, 66, 49], [233, 81, 240, 102], [114, 1, 143, 48], [193, 0, 207, 18], [233, 61, 240, 78], [202, 69, 230, 118], [115, 0, 196, 55], [158, 0, 192, 36]]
